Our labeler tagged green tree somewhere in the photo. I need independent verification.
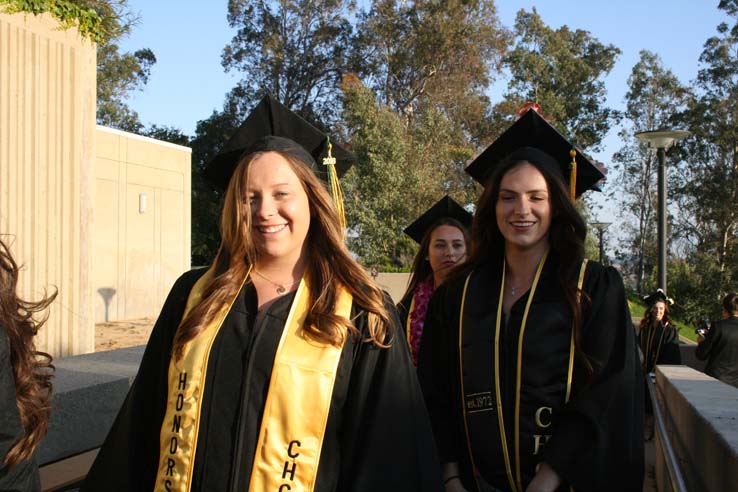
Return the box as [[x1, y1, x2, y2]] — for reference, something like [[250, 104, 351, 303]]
[[611, 51, 690, 293], [223, 0, 355, 125], [341, 76, 475, 267], [673, 0, 738, 301], [353, 0, 509, 142], [495, 8, 620, 151], [86, 0, 156, 132]]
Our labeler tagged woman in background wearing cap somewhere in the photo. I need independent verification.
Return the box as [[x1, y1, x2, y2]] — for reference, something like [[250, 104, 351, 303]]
[[82, 96, 440, 492], [397, 196, 471, 366], [418, 109, 643, 492], [638, 289, 681, 374]]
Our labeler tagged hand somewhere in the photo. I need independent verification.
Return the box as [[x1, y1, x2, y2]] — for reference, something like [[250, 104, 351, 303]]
[[442, 462, 469, 492], [698, 334, 705, 343], [444, 477, 469, 492], [526, 462, 561, 492]]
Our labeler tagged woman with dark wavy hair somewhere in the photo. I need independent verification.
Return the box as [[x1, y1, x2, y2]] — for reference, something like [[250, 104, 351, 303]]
[[418, 108, 643, 492], [0, 238, 56, 491], [638, 289, 681, 375], [83, 96, 440, 492]]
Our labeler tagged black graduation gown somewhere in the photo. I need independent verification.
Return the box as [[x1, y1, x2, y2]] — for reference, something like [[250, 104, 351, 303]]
[[696, 317, 738, 388], [417, 259, 644, 492], [82, 268, 441, 492], [638, 320, 681, 373], [396, 290, 413, 338], [0, 328, 41, 492]]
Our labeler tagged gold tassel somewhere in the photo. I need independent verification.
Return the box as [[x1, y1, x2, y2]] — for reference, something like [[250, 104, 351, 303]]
[[323, 139, 347, 237], [569, 149, 577, 202]]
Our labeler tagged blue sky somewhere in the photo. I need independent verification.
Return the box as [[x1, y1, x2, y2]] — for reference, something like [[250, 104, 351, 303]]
[[118, 1, 731, 225]]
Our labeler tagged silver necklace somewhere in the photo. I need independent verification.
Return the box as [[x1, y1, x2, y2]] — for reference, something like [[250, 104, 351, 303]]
[[253, 270, 300, 294]]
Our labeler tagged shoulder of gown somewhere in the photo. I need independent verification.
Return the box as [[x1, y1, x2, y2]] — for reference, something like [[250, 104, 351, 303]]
[[542, 261, 645, 491], [338, 289, 442, 491]]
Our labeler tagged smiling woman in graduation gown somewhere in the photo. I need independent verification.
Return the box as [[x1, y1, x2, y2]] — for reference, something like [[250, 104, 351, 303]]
[[419, 258, 643, 491], [418, 107, 643, 492], [81, 95, 440, 492], [83, 270, 435, 491]]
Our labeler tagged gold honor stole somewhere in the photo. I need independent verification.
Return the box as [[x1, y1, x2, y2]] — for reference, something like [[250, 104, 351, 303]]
[[458, 255, 588, 492], [154, 269, 352, 492]]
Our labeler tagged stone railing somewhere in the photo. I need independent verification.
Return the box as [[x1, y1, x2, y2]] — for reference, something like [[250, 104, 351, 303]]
[[654, 365, 738, 492], [38, 346, 144, 491]]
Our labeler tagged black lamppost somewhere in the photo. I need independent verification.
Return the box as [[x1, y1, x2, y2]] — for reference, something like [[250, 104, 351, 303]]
[[590, 222, 611, 264], [634, 129, 690, 295]]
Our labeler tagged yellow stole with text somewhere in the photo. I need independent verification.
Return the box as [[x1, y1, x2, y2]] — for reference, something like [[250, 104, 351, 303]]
[[154, 268, 352, 492]]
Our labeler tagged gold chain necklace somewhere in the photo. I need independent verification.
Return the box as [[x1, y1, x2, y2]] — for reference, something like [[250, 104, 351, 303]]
[[252, 270, 301, 294]]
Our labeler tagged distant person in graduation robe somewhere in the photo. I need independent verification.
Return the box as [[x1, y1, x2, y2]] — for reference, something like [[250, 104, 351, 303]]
[[638, 289, 681, 374], [696, 292, 738, 388], [418, 107, 644, 492], [82, 95, 440, 492], [397, 196, 471, 366], [0, 238, 56, 492]]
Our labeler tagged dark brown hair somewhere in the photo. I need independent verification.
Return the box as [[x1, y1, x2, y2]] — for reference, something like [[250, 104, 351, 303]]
[[173, 151, 392, 358], [465, 157, 593, 376], [722, 293, 738, 316], [402, 218, 470, 300], [639, 300, 672, 332], [0, 238, 56, 467]]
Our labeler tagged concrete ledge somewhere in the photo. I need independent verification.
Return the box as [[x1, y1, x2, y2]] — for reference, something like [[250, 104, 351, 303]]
[[38, 346, 145, 465], [656, 365, 738, 492]]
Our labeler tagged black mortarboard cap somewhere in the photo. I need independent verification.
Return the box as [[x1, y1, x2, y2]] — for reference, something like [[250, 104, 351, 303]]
[[403, 195, 473, 244], [464, 108, 605, 198], [642, 289, 674, 306], [206, 94, 356, 189]]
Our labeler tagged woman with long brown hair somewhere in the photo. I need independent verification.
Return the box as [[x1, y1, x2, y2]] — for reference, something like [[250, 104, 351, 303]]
[[638, 289, 681, 374], [82, 96, 440, 492], [0, 238, 56, 491], [397, 196, 471, 366], [418, 108, 643, 492]]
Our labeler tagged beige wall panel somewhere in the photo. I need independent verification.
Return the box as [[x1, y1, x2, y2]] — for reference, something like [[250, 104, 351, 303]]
[[127, 163, 183, 191], [124, 183, 156, 319], [95, 127, 121, 162], [93, 126, 191, 324], [95, 157, 119, 182], [124, 135, 190, 173], [159, 189, 185, 304], [0, 12, 96, 356], [94, 179, 120, 322]]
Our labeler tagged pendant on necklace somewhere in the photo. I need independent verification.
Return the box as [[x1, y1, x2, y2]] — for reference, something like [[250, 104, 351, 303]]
[[276, 285, 286, 294]]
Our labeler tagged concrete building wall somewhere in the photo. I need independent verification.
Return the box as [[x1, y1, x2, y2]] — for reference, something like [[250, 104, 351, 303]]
[[94, 126, 191, 323], [0, 12, 96, 356]]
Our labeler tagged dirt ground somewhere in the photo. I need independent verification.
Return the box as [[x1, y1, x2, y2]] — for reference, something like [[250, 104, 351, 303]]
[[95, 317, 156, 352]]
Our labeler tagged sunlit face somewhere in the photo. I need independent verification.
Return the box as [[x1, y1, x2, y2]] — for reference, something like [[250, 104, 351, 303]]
[[427, 224, 467, 283], [247, 152, 311, 263], [653, 301, 666, 321], [495, 163, 552, 254]]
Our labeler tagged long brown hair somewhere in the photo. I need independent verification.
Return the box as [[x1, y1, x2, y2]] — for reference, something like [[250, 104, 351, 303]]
[[465, 157, 593, 376], [639, 301, 672, 332], [0, 238, 56, 467], [402, 218, 470, 300], [173, 151, 392, 358]]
